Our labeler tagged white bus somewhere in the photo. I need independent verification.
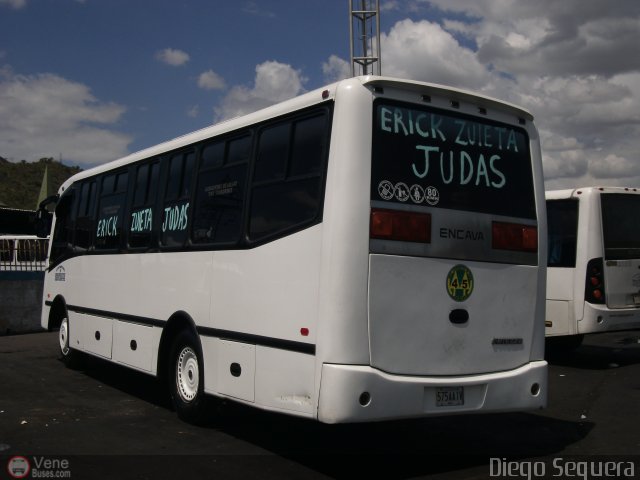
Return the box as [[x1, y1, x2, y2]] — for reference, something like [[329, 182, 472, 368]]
[[39, 76, 547, 424], [546, 187, 640, 348]]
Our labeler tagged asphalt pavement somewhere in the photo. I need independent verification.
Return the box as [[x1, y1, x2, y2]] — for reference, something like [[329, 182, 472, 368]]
[[1, 330, 639, 479]]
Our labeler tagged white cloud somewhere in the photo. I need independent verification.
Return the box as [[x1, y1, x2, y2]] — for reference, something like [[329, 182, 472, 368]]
[[424, 0, 640, 77], [155, 48, 190, 67], [380, 0, 402, 12], [589, 154, 640, 179], [0, 69, 132, 166], [382, 1, 640, 188], [187, 105, 199, 118], [197, 70, 226, 90], [322, 55, 350, 83], [0, 0, 26, 9], [381, 19, 492, 90], [242, 1, 276, 18], [214, 61, 306, 121]]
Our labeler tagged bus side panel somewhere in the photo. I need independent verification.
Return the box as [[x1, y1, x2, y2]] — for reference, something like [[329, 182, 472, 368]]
[[545, 267, 575, 336], [71, 311, 113, 359], [112, 321, 157, 372], [208, 226, 322, 345], [201, 325, 316, 415], [545, 300, 572, 336], [217, 340, 256, 402], [254, 346, 315, 415]]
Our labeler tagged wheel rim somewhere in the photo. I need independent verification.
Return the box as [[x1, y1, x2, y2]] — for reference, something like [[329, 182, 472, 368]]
[[176, 347, 199, 403], [59, 318, 70, 356]]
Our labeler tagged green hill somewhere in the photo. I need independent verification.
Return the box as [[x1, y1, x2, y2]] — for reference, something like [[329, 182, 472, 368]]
[[0, 157, 81, 210]]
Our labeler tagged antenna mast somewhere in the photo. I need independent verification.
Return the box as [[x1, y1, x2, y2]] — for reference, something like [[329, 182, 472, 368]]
[[349, 0, 381, 77]]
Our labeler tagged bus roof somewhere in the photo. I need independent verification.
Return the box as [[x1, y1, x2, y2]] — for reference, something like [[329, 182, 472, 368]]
[[546, 186, 640, 200], [58, 75, 537, 194]]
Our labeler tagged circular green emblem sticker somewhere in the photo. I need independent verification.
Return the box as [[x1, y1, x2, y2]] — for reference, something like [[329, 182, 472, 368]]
[[446, 264, 474, 302]]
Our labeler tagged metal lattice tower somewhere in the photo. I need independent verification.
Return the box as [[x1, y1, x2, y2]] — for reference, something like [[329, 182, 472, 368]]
[[349, 0, 381, 76]]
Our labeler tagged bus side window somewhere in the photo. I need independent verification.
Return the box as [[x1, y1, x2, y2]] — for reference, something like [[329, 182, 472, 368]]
[[95, 172, 128, 250], [129, 161, 159, 249], [192, 134, 250, 245], [547, 199, 579, 267], [75, 180, 97, 250], [249, 111, 329, 241], [161, 151, 195, 247]]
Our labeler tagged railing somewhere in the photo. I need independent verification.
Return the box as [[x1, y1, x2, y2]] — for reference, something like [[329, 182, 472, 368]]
[[0, 236, 49, 272]]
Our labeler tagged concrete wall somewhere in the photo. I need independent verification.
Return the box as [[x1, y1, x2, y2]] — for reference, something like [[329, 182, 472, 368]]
[[0, 271, 46, 335]]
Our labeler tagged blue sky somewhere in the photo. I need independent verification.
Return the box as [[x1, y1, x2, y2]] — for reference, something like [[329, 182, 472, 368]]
[[1, 0, 639, 190]]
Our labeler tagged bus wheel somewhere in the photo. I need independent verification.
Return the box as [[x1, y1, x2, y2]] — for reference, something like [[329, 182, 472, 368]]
[[169, 330, 208, 424], [58, 317, 81, 368]]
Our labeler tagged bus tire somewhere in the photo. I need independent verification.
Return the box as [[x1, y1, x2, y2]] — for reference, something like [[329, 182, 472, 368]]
[[58, 317, 82, 369], [169, 329, 208, 424]]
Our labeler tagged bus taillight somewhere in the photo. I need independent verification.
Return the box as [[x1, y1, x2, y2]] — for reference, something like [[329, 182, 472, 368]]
[[491, 221, 537, 253], [585, 258, 605, 304], [370, 208, 431, 243]]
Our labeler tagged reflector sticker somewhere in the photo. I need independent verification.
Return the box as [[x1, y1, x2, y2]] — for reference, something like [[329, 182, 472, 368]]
[[446, 264, 474, 302]]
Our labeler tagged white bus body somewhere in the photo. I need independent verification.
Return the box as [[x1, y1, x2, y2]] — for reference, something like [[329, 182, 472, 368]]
[[546, 187, 640, 341], [41, 76, 547, 423]]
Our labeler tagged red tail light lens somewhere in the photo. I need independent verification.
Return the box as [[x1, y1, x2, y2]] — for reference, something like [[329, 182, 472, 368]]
[[492, 222, 537, 252], [585, 258, 605, 304], [370, 208, 431, 243]]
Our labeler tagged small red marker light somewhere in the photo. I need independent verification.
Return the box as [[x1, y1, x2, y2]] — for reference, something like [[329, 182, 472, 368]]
[[322, 90, 329, 100], [300, 328, 309, 336]]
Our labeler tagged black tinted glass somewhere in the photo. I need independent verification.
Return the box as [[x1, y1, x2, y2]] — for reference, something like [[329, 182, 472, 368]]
[[547, 199, 578, 267], [371, 100, 536, 219], [601, 194, 640, 260]]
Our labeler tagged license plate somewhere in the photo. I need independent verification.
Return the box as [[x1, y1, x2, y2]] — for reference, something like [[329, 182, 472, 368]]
[[436, 387, 464, 407]]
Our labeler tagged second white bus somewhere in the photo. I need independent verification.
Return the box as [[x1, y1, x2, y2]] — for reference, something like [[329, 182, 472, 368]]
[[546, 187, 640, 347], [40, 76, 547, 423]]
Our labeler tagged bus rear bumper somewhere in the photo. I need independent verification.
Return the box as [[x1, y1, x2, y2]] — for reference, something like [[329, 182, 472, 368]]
[[579, 303, 640, 334], [317, 360, 547, 424]]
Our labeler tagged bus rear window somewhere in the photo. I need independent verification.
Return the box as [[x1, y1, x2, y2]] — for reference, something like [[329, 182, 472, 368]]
[[601, 193, 640, 260], [371, 100, 536, 219]]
